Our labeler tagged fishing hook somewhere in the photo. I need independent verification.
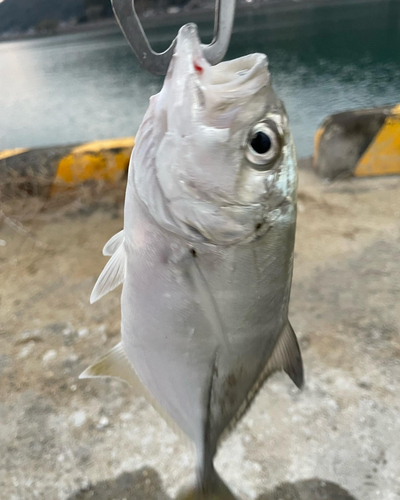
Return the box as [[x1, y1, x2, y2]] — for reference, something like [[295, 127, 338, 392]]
[[111, 0, 236, 75]]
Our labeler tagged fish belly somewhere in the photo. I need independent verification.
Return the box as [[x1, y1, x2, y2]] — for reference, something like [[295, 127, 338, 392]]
[[121, 194, 295, 449]]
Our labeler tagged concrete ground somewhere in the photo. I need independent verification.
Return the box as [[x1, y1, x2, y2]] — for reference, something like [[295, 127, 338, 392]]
[[1, 164, 399, 500]]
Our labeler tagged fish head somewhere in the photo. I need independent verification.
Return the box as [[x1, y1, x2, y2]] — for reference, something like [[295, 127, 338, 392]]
[[133, 23, 297, 245]]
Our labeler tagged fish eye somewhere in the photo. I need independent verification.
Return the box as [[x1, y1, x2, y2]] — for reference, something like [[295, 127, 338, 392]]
[[246, 120, 283, 169]]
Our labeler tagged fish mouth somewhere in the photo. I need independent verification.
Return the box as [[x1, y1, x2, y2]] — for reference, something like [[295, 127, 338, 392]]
[[206, 53, 269, 90], [167, 24, 270, 131], [174, 23, 269, 99], [201, 52, 270, 130], [175, 23, 203, 59]]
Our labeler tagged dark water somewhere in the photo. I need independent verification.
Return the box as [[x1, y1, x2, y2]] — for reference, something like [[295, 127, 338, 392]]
[[1, 0, 399, 157]]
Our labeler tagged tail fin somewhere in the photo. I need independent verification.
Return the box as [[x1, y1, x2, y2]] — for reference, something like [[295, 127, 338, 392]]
[[177, 469, 237, 500]]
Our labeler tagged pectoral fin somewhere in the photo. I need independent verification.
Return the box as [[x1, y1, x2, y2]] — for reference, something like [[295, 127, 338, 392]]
[[90, 242, 126, 303], [103, 230, 124, 256]]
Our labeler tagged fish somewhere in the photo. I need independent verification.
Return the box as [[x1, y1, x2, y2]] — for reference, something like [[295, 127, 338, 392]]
[[80, 23, 303, 498]]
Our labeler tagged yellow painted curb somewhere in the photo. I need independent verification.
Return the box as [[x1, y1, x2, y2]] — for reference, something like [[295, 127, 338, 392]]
[[0, 148, 28, 161], [0, 137, 136, 198], [354, 104, 400, 177], [313, 104, 400, 180], [313, 126, 325, 167], [72, 137, 135, 154], [52, 137, 135, 193]]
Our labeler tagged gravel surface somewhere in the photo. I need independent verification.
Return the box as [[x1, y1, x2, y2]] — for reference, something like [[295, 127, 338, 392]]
[[1, 164, 399, 500]]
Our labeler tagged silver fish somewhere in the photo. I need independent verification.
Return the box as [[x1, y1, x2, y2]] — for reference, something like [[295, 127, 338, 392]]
[[81, 23, 303, 498]]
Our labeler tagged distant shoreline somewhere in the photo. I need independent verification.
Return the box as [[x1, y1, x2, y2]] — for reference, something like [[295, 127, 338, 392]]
[[0, 18, 119, 43], [0, 0, 394, 43]]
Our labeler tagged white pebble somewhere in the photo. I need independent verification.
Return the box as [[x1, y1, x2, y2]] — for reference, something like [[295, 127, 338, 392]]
[[80, 478, 91, 491], [20, 329, 41, 341], [0, 239, 6, 246], [42, 350, 57, 364], [120, 412, 132, 421], [66, 353, 79, 362], [298, 201, 305, 213], [70, 410, 87, 428], [17, 341, 35, 359], [97, 416, 110, 429], [78, 327, 89, 337]]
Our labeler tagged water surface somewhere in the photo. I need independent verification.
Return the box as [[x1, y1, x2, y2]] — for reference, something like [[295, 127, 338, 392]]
[[1, 1, 399, 157]]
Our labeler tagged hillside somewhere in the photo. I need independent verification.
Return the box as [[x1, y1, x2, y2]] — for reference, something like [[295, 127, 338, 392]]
[[0, 0, 85, 33], [0, 0, 189, 35]]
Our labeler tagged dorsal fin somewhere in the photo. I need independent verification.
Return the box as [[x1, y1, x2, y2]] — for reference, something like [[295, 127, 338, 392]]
[[103, 230, 124, 256], [79, 343, 187, 441], [219, 320, 303, 443], [90, 243, 126, 303]]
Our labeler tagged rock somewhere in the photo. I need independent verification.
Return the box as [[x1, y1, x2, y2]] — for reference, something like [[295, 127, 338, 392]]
[[15, 330, 42, 345], [77, 327, 89, 338], [70, 411, 87, 428], [167, 6, 180, 14], [17, 341, 36, 359], [42, 350, 57, 364], [0, 354, 10, 375], [96, 416, 110, 429]]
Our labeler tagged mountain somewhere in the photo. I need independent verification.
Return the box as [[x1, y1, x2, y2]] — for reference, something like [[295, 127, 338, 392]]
[[0, 0, 85, 33], [0, 0, 190, 35]]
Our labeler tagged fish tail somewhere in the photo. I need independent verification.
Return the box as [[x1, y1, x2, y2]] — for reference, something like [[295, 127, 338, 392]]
[[178, 467, 237, 500]]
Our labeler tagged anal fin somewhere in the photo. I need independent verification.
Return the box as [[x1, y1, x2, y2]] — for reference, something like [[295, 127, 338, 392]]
[[79, 342, 187, 441], [79, 342, 140, 387]]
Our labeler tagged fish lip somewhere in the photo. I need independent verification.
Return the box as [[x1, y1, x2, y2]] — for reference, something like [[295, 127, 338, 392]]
[[172, 23, 203, 67], [196, 53, 269, 130], [204, 53, 269, 96], [177, 23, 201, 44]]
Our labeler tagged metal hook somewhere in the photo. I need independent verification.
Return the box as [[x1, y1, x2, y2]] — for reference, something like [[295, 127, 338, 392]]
[[111, 0, 236, 76]]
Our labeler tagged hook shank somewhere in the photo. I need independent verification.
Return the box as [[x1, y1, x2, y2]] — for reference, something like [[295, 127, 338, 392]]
[[111, 0, 236, 75]]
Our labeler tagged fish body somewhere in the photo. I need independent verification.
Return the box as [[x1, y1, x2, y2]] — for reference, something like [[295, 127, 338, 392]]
[[82, 24, 303, 496]]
